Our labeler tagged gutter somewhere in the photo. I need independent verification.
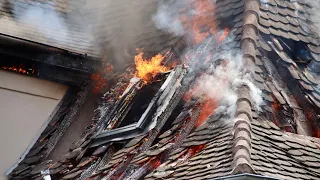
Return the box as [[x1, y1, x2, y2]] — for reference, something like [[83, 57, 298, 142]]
[[210, 173, 281, 180]]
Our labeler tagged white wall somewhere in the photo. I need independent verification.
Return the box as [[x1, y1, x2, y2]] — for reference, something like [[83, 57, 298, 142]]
[[0, 70, 68, 179]]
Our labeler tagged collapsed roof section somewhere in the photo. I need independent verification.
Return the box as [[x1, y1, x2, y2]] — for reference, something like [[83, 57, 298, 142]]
[[254, 0, 320, 136]]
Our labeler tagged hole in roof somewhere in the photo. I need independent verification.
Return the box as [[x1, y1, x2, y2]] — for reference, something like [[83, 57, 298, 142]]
[[116, 77, 166, 128]]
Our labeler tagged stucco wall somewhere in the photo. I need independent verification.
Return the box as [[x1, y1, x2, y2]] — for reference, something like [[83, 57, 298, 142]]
[[0, 70, 68, 179]]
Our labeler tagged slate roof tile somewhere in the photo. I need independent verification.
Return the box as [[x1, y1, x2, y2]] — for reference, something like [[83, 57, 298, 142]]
[[61, 169, 83, 179], [251, 118, 320, 179]]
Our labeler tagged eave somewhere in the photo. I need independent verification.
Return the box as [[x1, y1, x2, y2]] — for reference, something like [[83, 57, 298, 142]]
[[0, 33, 101, 86]]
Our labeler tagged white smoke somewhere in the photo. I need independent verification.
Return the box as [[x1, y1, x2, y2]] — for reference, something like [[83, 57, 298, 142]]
[[152, 0, 188, 36], [0, 0, 98, 54], [233, 77, 263, 112], [153, 0, 263, 119], [153, 0, 217, 42], [191, 50, 263, 117], [304, 0, 320, 37], [260, 0, 270, 4], [12, 3, 69, 43], [192, 53, 241, 116]]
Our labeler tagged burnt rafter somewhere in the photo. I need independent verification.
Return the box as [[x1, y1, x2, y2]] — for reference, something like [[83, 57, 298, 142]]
[[91, 65, 187, 147], [0, 34, 101, 85]]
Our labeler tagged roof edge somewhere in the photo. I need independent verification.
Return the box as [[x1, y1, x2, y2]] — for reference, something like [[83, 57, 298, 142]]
[[0, 33, 101, 73]]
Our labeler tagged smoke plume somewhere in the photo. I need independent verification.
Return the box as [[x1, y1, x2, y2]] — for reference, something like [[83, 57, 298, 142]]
[[1, 0, 169, 66], [190, 48, 263, 117], [12, 2, 69, 43], [153, 0, 218, 44], [0, 0, 96, 54], [152, 0, 188, 37], [153, 0, 263, 119], [81, 0, 167, 66]]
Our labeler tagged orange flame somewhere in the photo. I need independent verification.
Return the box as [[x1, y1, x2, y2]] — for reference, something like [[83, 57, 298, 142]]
[[134, 52, 169, 83], [179, 0, 230, 44], [195, 98, 217, 128], [190, 0, 215, 44], [271, 98, 281, 127], [217, 27, 230, 42], [179, 144, 206, 164], [2, 64, 38, 75]]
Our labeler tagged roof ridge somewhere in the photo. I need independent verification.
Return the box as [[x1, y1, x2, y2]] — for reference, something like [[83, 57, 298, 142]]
[[231, 0, 260, 174], [232, 85, 254, 174]]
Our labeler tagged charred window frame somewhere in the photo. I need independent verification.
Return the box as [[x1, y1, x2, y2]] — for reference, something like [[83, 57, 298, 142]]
[[91, 65, 186, 147]]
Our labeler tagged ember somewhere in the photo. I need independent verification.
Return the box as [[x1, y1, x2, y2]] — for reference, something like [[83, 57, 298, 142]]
[[271, 98, 282, 127], [189, 144, 206, 157], [195, 99, 217, 128], [217, 27, 230, 42], [150, 158, 162, 169], [134, 52, 169, 83], [179, 144, 206, 163], [91, 64, 114, 93], [185, 0, 216, 44], [1, 64, 38, 75], [178, 0, 230, 45]]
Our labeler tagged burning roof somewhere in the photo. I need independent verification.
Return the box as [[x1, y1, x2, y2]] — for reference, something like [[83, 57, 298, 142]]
[[7, 0, 320, 179]]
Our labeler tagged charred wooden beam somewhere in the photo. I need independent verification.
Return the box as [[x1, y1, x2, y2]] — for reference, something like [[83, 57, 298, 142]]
[[0, 34, 101, 73], [138, 65, 187, 151], [0, 53, 93, 86], [93, 78, 142, 137]]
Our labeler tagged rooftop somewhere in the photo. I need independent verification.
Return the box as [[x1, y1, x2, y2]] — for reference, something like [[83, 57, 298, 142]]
[[5, 0, 320, 179]]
